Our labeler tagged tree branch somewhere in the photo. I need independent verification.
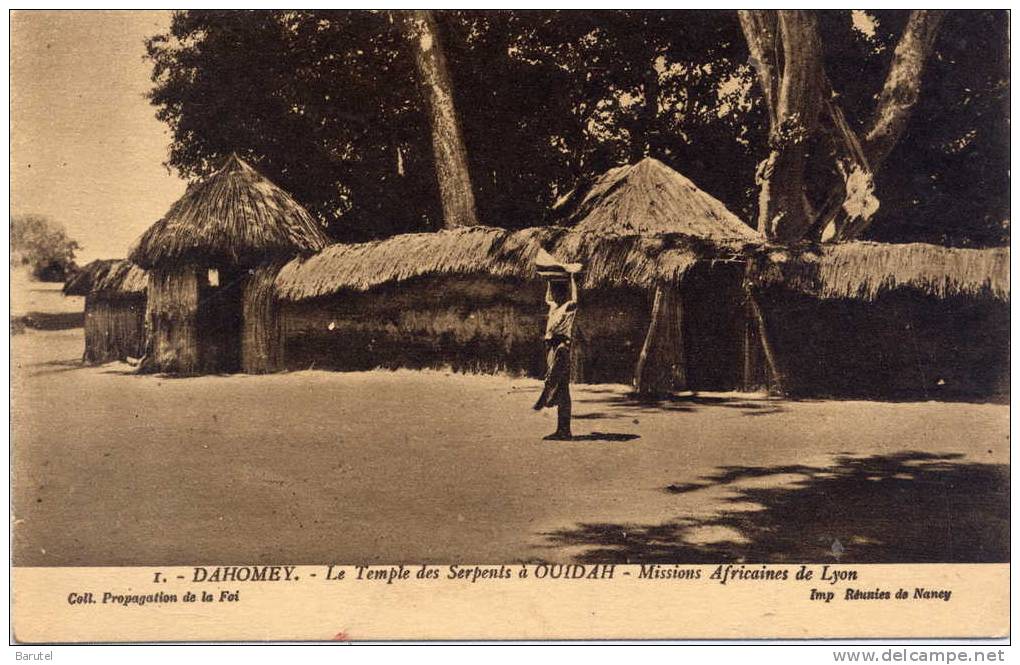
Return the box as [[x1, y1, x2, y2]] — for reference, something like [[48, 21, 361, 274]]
[[820, 10, 946, 241]]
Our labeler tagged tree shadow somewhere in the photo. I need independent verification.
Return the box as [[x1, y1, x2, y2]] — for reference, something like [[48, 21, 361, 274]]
[[23, 357, 89, 377], [542, 451, 1008, 563]]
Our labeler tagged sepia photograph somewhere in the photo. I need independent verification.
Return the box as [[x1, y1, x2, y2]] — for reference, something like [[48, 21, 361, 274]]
[[9, 8, 1010, 643]]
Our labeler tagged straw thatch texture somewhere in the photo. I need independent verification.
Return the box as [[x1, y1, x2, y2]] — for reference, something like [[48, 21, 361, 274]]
[[274, 226, 741, 302], [83, 297, 145, 364], [561, 157, 760, 241], [278, 275, 652, 381], [64, 259, 147, 297], [64, 260, 148, 364], [755, 242, 1010, 301], [142, 267, 201, 374], [130, 154, 330, 269], [274, 158, 758, 304], [242, 263, 285, 374]]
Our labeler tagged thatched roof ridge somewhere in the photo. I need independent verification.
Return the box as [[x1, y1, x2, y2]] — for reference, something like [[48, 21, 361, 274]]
[[756, 242, 1010, 301], [273, 225, 743, 301], [64, 259, 148, 297], [130, 154, 330, 269], [563, 157, 760, 241], [274, 159, 760, 302]]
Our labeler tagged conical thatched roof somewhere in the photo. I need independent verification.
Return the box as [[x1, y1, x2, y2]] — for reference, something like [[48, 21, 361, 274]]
[[562, 157, 760, 242], [130, 154, 330, 269], [64, 259, 147, 297]]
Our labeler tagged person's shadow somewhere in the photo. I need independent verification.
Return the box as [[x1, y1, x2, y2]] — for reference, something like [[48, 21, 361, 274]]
[[565, 432, 640, 442]]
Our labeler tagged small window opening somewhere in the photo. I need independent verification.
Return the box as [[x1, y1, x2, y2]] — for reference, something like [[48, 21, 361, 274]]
[[207, 268, 220, 287]]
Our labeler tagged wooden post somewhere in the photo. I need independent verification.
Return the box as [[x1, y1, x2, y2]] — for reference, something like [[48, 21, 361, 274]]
[[634, 285, 687, 396], [742, 297, 763, 391], [746, 288, 785, 396], [670, 286, 688, 391], [570, 323, 587, 384]]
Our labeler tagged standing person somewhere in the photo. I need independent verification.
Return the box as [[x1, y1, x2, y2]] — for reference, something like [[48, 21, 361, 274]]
[[534, 271, 580, 440]]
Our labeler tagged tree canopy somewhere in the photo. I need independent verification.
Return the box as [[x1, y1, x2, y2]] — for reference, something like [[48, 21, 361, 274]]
[[146, 10, 1008, 247]]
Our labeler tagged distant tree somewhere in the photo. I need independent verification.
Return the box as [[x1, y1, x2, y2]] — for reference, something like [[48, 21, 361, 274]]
[[10, 214, 80, 282]]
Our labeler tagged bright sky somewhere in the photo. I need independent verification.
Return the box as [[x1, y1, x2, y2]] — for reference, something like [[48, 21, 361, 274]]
[[11, 10, 187, 263]]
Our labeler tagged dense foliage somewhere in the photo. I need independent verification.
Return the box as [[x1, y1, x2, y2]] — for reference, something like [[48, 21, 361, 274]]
[[146, 10, 1008, 246]]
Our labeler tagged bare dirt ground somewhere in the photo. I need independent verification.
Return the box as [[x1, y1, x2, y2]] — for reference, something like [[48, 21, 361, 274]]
[[12, 328, 1009, 566]]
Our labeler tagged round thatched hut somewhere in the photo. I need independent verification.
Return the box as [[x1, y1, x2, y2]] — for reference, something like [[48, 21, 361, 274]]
[[64, 259, 148, 364], [273, 158, 761, 392], [129, 154, 330, 374]]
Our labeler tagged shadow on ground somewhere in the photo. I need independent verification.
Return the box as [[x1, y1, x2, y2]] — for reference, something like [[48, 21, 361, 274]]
[[11, 311, 84, 332], [574, 392, 787, 419], [564, 432, 640, 442], [542, 451, 1009, 564], [22, 357, 87, 377]]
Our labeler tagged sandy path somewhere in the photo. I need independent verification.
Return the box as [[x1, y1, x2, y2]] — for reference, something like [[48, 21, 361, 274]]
[[12, 329, 1009, 565]]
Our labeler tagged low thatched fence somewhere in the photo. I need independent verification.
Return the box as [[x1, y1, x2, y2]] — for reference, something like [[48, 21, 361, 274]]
[[278, 274, 653, 381], [748, 242, 1010, 398], [752, 242, 1010, 301], [272, 227, 1008, 398], [272, 227, 755, 387]]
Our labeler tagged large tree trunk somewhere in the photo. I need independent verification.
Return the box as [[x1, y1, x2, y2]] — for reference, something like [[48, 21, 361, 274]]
[[634, 286, 687, 397], [741, 10, 945, 244], [828, 10, 947, 241], [740, 11, 826, 242], [405, 10, 479, 229]]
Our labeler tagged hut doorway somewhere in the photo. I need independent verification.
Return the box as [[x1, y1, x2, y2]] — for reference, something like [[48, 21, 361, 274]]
[[197, 267, 245, 373], [682, 262, 747, 391]]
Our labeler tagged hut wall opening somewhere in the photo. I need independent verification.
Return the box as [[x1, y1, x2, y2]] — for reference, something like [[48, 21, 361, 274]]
[[196, 266, 245, 373], [681, 262, 749, 391]]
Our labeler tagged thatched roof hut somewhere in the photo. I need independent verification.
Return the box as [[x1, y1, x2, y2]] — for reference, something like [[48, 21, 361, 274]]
[[272, 158, 758, 393], [129, 153, 330, 270], [63, 259, 148, 365], [130, 153, 330, 375], [64, 259, 148, 297]]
